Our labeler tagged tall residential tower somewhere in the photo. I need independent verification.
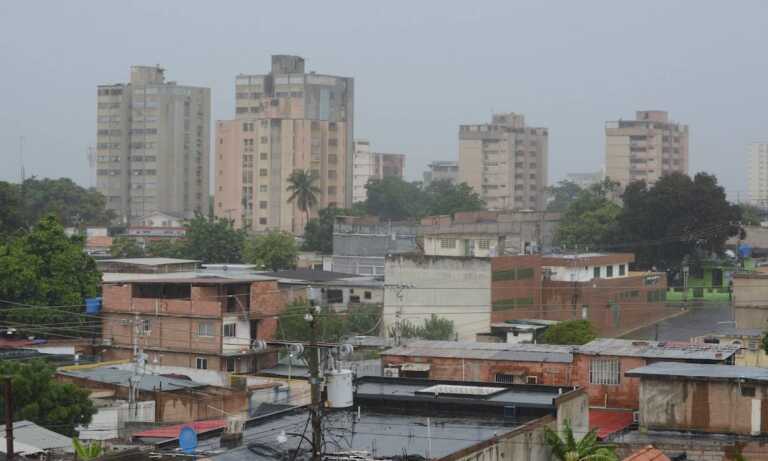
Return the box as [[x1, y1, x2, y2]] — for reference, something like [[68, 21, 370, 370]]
[[214, 55, 354, 232], [352, 139, 405, 204], [747, 143, 768, 207], [459, 113, 548, 211], [96, 66, 210, 224], [604, 110, 688, 189]]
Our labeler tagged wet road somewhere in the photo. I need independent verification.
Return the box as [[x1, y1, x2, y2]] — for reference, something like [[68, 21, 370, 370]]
[[622, 303, 734, 341]]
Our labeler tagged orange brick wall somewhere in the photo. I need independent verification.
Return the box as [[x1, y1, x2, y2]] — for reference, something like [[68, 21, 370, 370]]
[[491, 256, 543, 324], [380, 355, 572, 386], [571, 354, 647, 409]]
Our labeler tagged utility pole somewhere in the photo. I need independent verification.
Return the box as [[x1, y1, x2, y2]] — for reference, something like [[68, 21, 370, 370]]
[[4, 377, 13, 460], [305, 307, 322, 461]]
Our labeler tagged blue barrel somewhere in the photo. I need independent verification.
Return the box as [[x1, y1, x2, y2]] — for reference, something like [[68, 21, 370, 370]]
[[85, 297, 102, 314]]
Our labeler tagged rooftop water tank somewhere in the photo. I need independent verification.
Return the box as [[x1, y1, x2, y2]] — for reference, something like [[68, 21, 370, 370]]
[[326, 369, 353, 408]]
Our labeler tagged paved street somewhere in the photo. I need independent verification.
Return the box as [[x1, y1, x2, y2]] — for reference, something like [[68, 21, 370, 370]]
[[623, 303, 734, 341]]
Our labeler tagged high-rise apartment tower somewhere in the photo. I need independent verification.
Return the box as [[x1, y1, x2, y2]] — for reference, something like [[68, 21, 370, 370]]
[[96, 66, 210, 224], [747, 143, 768, 207], [604, 110, 688, 189], [214, 55, 354, 232], [459, 113, 548, 211]]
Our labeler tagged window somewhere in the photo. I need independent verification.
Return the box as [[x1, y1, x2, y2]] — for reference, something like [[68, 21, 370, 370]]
[[606, 265, 614, 278], [619, 264, 626, 276], [589, 358, 620, 385], [478, 240, 490, 250], [364, 291, 372, 300], [140, 319, 151, 334], [495, 373, 516, 384], [593, 267, 601, 279], [259, 169, 268, 177], [259, 185, 268, 193], [260, 152, 268, 160], [223, 323, 236, 337], [259, 201, 268, 209], [196, 357, 208, 370], [259, 218, 267, 225], [197, 322, 213, 337], [526, 376, 538, 385], [260, 136, 268, 144], [226, 358, 236, 373], [440, 238, 456, 249], [742, 386, 756, 397]]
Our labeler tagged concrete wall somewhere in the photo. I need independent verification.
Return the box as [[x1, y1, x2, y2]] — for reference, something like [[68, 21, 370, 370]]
[[384, 255, 491, 341], [638, 377, 768, 435], [333, 222, 418, 257], [734, 274, 768, 329]]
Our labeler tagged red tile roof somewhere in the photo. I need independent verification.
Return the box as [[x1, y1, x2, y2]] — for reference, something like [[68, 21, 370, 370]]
[[623, 445, 671, 461], [133, 419, 226, 439], [589, 409, 634, 439]]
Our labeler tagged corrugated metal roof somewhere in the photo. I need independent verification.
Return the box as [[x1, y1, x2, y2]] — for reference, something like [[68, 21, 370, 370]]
[[0, 421, 71, 452], [576, 338, 738, 360], [60, 367, 207, 392], [626, 362, 768, 383], [133, 419, 226, 439], [99, 258, 200, 266], [381, 340, 573, 363]]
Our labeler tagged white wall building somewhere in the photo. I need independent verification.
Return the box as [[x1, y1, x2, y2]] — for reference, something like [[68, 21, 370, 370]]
[[384, 255, 491, 341], [748, 143, 768, 207]]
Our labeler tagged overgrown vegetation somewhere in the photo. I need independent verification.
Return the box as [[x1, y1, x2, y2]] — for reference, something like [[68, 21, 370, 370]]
[[276, 303, 381, 342], [539, 320, 597, 345], [391, 314, 456, 341]]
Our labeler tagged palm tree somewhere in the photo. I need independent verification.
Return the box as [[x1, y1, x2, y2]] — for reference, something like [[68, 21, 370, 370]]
[[543, 420, 618, 461], [286, 169, 321, 228]]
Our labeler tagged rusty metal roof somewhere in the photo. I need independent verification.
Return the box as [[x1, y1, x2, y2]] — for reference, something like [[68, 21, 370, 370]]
[[381, 340, 573, 363], [576, 338, 738, 361], [626, 362, 768, 383]]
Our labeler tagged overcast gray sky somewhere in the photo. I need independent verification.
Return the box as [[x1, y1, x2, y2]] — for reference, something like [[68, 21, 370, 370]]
[[1, 1, 766, 200]]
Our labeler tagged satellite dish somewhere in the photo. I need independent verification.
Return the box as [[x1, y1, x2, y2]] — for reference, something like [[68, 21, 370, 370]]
[[179, 426, 198, 454]]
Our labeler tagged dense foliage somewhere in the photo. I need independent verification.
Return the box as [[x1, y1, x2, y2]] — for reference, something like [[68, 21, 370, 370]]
[[183, 213, 247, 263], [287, 169, 321, 224], [362, 177, 484, 220], [546, 180, 584, 213], [110, 236, 144, 258], [556, 173, 743, 271], [245, 230, 299, 271], [539, 320, 597, 345], [619, 173, 743, 270], [0, 178, 114, 237], [276, 303, 381, 342], [0, 360, 96, 436], [0, 216, 100, 336], [393, 314, 456, 341]]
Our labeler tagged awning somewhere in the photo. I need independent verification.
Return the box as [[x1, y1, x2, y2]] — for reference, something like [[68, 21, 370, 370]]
[[401, 363, 431, 372]]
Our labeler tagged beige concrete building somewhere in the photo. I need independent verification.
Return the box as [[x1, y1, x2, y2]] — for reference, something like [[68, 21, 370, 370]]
[[96, 66, 210, 224], [352, 139, 405, 204], [459, 113, 548, 211], [747, 143, 768, 207], [423, 161, 459, 186], [214, 55, 353, 233], [604, 110, 688, 189]]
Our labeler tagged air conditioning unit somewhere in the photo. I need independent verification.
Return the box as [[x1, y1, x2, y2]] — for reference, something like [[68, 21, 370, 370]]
[[383, 368, 399, 378]]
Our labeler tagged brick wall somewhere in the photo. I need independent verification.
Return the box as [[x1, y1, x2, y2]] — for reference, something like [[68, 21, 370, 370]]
[[571, 354, 647, 409], [380, 354, 572, 385], [251, 280, 286, 317], [491, 255, 543, 323]]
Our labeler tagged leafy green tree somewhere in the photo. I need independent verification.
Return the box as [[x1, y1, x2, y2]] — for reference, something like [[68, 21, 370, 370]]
[[425, 180, 485, 216], [246, 230, 299, 271], [345, 305, 382, 335], [0, 360, 96, 436], [0, 216, 100, 335], [276, 303, 345, 342], [392, 315, 455, 340], [555, 180, 621, 248], [145, 239, 187, 258], [303, 206, 346, 254], [183, 213, 247, 263], [546, 180, 583, 212], [543, 420, 618, 461], [110, 236, 144, 258], [19, 177, 115, 227], [0, 182, 25, 237], [618, 173, 743, 270], [540, 320, 597, 345], [365, 176, 429, 219], [287, 169, 321, 226], [739, 203, 764, 226]]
